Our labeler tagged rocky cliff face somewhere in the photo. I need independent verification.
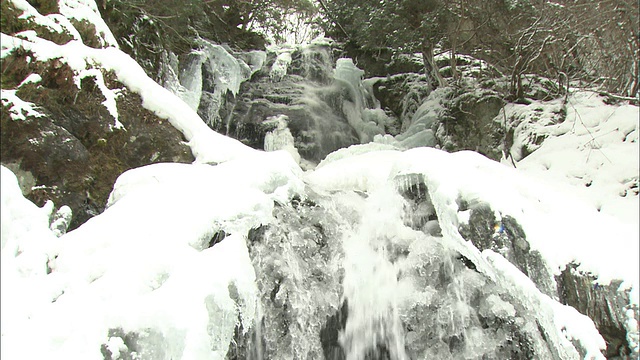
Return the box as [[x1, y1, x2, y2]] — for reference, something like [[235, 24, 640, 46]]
[[1, 0, 193, 231]]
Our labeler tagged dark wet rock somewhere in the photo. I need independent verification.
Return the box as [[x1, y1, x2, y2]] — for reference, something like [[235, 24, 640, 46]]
[[399, 238, 556, 360], [457, 204, 557, 298], [557, 265, 637, 359], [208, 230, 229, 248], [338, 43, 394, 77], [396, 173, 437, 232], [226, 316, 265, 360], [320, 300, 348, 360], [338, 43, 423, 77], [372, 73, 430, 128], [457, 202, 638, 359], [289, 44, 335, 84], [216, 48, 360, 163], [438, 91, 505, 160]]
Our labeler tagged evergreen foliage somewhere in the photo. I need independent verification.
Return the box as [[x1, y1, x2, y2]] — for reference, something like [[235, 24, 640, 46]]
[[318, 0, 639, 99]]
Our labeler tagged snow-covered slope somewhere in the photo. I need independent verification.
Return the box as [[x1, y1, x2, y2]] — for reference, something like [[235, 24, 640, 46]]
[[503, 91, 639, 225]]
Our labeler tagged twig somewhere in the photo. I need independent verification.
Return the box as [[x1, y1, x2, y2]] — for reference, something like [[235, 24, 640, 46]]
[[567, 100, 613, 163], [597, 91, 639, 104]]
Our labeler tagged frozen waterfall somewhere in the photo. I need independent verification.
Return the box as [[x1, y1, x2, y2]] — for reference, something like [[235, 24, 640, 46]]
[[163, 38, 395, 164], [2, 27, 638, 360], [4, 144, 630, 359]]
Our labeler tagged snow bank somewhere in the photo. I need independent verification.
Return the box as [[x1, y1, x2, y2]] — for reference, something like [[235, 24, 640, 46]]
[[0, 149, 304, 359], [1, 166, 61, 359], [504, 91, 639, 225]]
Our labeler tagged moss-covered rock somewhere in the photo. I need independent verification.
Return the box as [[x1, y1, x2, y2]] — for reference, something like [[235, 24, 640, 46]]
[[1, 1, 75, 45], [1, 47, 193, 230], [438, 91, 505, 160]]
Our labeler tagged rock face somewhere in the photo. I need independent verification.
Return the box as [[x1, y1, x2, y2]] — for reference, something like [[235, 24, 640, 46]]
[[557, 266, 636, 359], [373, 73, 430, 132], [439, 90, 505, 159], [1, 3, 194, 230], [458, 202, 638, 358], [458, 203, 558, 299], [227, 43, 367, 163]]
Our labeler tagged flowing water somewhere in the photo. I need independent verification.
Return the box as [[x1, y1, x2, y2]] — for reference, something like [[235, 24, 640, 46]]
[[154, 40, 607, 359]]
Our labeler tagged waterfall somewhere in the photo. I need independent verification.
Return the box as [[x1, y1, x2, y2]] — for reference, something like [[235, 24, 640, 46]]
[[110, 41, 637, 358], [163, 38, 394, 165], [337, 185, 410, 360], [163, 40, 266, 129], [5, 25, 634, 358]]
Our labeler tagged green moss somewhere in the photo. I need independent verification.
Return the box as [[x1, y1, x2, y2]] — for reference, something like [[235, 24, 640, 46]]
[[1, 1, 73, 45], [71, 19, 104, 48], [26, 0, 59, 15], [1, 1, 25, 35]]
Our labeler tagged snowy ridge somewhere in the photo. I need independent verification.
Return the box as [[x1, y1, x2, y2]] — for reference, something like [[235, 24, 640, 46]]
[[1, 31, 257, 164]]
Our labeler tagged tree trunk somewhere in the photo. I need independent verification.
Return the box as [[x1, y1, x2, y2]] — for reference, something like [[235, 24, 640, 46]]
[[421, 39, 446, 91], [511, 55, 526, 101], [450, 48, 458, 83]]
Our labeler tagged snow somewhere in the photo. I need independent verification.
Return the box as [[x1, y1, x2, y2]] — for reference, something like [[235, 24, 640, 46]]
[[10, 0, 83, 42], [0, 69, 44, 121], [1, 31, 257, 164], [0, 89, 45, 120], [503, 91, 639, 225], [1, 150, 304, 359], [56, 0, 118, 48], [76, 68, 124, 129]]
